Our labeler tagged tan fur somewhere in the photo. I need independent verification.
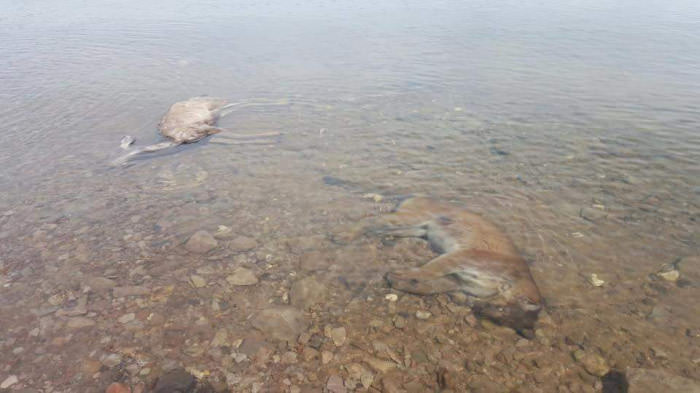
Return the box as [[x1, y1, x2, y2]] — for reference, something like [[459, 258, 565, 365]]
[[112, 97, 280, 165], [339, 197, 542, 332]]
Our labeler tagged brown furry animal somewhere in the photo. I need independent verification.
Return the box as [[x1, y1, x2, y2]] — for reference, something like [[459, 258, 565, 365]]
[[338, 196, 542, 334], [112, 97, 279, 165]]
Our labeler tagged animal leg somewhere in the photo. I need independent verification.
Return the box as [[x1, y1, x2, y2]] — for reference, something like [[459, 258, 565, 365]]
[[111, 141, 180, 166], [386, 252, 465, 295]]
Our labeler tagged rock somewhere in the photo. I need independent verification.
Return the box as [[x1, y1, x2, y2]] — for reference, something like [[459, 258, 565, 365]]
[[86, 277, 117, 292], [1, 375, 18, 389], [655, 261, 681, 282], [213, 225, 234, 239], [83, 359, 103, 374], [185, 230, 218, 254], [153, 368, 196, 393], [415, 310, 431, 320], [587, 273, 605, 287], [102, 354, 122, 368], [321, 351, 334, 364], [189, 275, 207, 288], [627, 367, 700, 393], [106, 382, 132, 393], [210, 328, 229, 347], [229, 236, 258, 252], [226, 267, 258, 286], [393, 316, 407, 329], [364, 357, 397, 374], [326, 375, 346, 393], [573, 350, 609, 377], [118, 313, 135, 324], [113, 286, 150, 297], [385, 293, 398, 302], [290, 276, 328, 308], [66, 317, 95, 329], [251, 307, 308, 342], [330, 327, 346, 346]]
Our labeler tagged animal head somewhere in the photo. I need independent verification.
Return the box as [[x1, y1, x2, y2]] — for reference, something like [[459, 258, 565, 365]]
[[474, 296, 542, 337]]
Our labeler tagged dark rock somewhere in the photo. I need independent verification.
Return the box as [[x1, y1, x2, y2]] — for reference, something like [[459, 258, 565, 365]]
[[153, 368, 196, 393]]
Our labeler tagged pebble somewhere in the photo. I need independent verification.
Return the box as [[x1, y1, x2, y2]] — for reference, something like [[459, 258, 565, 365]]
[[185, 230, 218, 254], [213, 225, 234, 239], [229, 236, 258, 252], [587, 273, 605, 287], [326, 375, 346, 393], [573, 350, 609, 377], [102, 353, 122, 368], [330, 327, 347, 346], [321, 351, 334, 364], [152, 368, 196, 393], [364, 357, 397, 374], [67, 317, 96, 329], [393, 316, 407, 329], [118, 313, 135, 324], [226, 267, 259, 286], [385, 293, 398, 302], [1, 375, 18, 389], [251, 306, 308, 342], [106, 382, 132, 393], [415, 310, 432, 320], [189, 274, 207, 288]]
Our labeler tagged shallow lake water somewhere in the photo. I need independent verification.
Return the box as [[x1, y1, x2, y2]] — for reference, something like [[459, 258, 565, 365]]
[[1, 0, 699, 392]]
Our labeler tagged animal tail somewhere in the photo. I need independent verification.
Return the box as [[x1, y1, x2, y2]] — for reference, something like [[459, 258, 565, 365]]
[[111, 141, 180, 166]]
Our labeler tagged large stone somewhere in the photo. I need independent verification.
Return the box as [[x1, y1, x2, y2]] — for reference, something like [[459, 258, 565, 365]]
[[185, 230, 218, 254], [229, 236, 258, 252], [226, 267, 258, 286], [627, 368, 700, 393], [153, 368, 196, 393], [290, 276, 328, 308], [251, 307, 308, 342]]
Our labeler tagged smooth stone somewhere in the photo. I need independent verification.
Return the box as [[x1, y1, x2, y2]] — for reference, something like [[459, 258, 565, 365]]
[[415, 310, 432, 320], [251, 307, 308, 342], [364, 357, 397, 374], [106, 382, 132, 393], [226, 267, 258, 286], [102, 354, 122, 368], [330, 327, 346, 347], [573, 350, 609, 377], [229, 236, 258, 252], [326, 375, 346, 393], [185, 230, 218, 254], [290, 276, 328, 308], [1, 375, 18, 389], [118, 313, 135, 324], [153, 368, 196, 393], [627, 367, 700, 393], [189, 275, 207, 288], [66, 317, 95, 329]]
